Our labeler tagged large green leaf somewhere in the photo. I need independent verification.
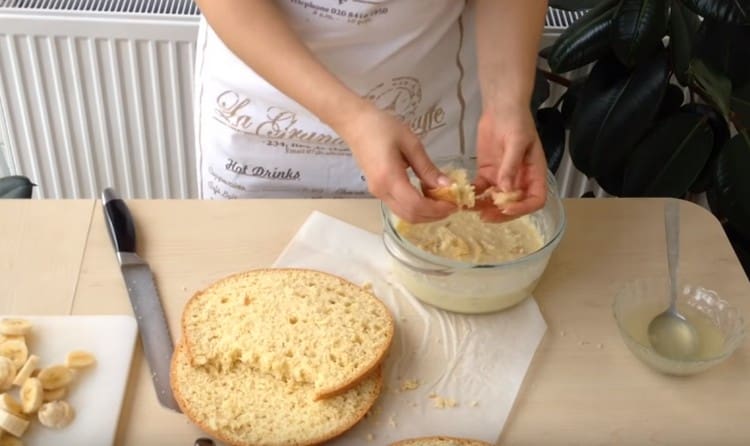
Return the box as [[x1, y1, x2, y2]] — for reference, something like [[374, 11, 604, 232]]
[[708, 131, 750, 241], [531, 69, 551, 111], [547, 0, 619, 73], [728, 26, 750, 87], [681, 103, 731, 193], [656, 83, 686, 120], [611, 0, 669, 67], [0, 176, 35, 199], [732, 82, 750, 130], [691, 19, 750, 88], [569, 51, 669, 177], [595, 167, 626, 195], [680, 0, 750, 24], [560, 78, 587, 127], [688, 58, 732, 116], [669, 2, 701, 85], [536, 107, 566, 174], [622, 111, 713, 197], [549, 0, 608, 11]]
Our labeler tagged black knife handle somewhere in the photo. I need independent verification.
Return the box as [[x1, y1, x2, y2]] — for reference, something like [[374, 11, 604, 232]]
[[102, 188, 136, 253]]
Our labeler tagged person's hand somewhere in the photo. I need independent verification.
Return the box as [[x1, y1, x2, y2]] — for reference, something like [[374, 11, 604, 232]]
[[335, 105, 455, 223], [473, 102, 548, 222]]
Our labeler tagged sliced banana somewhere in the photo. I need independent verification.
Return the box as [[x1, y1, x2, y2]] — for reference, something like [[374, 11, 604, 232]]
[[0, 335, 24, 345], [0, 409, 30, 437], [20, 378, 42, 414], [37, 401, 75, 429], [42, 386, 67, 402], [0, 393, 23, 416], [0, 433, 24, 446], [65, 350, 96, 369], [0, 319, 31, 337], [0, 340, 28, 370], [11, 355, 38, 387], [0, 358, 15, 391], [36, 365, 73, 391]]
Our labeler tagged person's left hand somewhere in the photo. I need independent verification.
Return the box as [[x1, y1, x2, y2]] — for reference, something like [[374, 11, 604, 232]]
[[473, 102, 548, 222]]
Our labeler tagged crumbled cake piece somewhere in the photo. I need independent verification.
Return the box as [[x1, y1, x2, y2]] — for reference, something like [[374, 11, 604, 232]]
[[400, 379, 419, 391], [429, 394, 458, 409]]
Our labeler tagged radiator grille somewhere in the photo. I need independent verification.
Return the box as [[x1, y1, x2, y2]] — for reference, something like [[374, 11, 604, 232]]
[[0, 6, 198, 199], [0, 0, 198, 15], [545, 7, 586, 29]]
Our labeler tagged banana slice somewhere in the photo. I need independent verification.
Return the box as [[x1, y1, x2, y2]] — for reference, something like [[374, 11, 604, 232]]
[[37, 401, 75, 429], [65, 350, 96, 369], [0, 340, 28, 369], [0, 358, 15, 391], [43, 386, 67, 402], [0, 319, 31, 337], [0, 434, 23, 446], [11, 355, 39, 387], [20, 378, 43, 414], [0, 335, 24, 345], [0, 393, 22, 416], [36, 365, 73, 390], [0, 409, 30, 437]]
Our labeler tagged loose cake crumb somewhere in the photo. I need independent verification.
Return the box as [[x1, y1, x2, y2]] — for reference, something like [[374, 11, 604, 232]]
[[361, 282, 373, 292], [470, 400, 479, 407], [597, 343, 604, 349], [400, 379, 420, 391], [388, 414, 397, 428], [366, 433, 375, 441], [560, 330, 566, 337], [429, 394, 458, 409]]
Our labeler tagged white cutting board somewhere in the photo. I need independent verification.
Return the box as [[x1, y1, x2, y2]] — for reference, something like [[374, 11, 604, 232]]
[[3, 315, 137, 446]]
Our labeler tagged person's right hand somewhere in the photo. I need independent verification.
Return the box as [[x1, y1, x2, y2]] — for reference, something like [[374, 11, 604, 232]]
[[336, 105, 455, 223]]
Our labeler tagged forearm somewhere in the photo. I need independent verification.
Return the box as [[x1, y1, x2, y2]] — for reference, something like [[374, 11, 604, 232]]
[[195, 0, 370, 132], [475, 0, 548, 110]]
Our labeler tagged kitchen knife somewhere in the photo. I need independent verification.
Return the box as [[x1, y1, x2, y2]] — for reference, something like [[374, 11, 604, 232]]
[[102, 188, 181, 412]]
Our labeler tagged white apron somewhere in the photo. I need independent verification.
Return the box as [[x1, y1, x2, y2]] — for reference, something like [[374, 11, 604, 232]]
[[194, 0, 481, 199]]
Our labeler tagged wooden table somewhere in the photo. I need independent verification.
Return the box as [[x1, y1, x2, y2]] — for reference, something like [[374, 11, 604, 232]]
[[2, 198, 749, 445]]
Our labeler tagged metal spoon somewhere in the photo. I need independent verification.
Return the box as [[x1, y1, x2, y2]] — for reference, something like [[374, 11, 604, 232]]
[[647, 199, 699, 360]]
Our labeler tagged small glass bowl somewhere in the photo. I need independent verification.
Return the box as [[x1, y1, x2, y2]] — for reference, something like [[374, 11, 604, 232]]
[[613, 278, 746, 376]]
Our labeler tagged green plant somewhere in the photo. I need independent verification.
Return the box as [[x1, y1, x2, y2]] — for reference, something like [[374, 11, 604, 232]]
[[0, 176, 35, 199], [532, 0, 750, 277]]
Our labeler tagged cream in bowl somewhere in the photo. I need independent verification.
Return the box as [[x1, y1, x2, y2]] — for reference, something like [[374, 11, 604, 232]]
[[381, 170, 565, 314]]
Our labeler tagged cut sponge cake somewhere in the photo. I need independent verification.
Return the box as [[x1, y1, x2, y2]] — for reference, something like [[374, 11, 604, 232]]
[[171, 343, 382, 446], [182, 268, 394, 399], [390, 437, 494, 446], [425, 169, 476, 208]]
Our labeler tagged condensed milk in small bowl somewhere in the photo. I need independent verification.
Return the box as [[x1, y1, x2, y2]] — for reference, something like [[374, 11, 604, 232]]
[[381, 170, 566, 314]]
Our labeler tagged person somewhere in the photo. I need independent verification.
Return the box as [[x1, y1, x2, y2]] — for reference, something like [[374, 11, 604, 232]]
[[193, 0, 548, 223]]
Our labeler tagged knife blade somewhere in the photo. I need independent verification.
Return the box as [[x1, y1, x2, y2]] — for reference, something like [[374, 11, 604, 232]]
[[102, 188, 181, 412]]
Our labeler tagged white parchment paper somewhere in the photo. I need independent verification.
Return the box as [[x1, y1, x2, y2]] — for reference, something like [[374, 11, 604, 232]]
[[272, 211, 547, 445]]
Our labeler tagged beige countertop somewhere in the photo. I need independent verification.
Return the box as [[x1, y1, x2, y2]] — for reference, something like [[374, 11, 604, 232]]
[[3, 198, 749, 445]]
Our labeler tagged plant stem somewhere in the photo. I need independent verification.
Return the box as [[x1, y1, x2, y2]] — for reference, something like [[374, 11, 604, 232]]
[[539, 69, 573, 88]]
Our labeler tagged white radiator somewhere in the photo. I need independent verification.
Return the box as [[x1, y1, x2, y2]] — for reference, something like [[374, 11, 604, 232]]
[[0, 0, 199, 199], [0, 1, 598, 199]]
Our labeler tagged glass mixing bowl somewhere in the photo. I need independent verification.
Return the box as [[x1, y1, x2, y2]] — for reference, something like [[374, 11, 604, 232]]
[[381, 170, 566, 314]]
